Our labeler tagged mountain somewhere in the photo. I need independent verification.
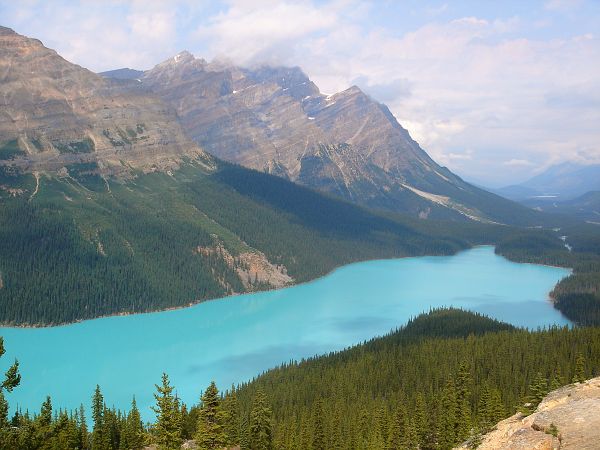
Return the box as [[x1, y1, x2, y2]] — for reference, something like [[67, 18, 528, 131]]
[[561, 191, 600, 222], [493, 161, 600, 222], [0, 26, 205, 177], [99, 68, 145, 80], [102, 51, 539, 225], [519, 190, 600, 223], [496, 162, 600, 201], [0, 27, 476, 325]]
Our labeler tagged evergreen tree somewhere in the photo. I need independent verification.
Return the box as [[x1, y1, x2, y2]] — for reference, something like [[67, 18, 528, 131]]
[[573, 353, 586, 383], [311, 399, 325, 450], [152, 373, 182, 450], [550, 367, 564, 391], [249, 389, 273, 450], [404, 418, 419, 450], [0, 392, 8, 429], [223, 386, 240, 446], [376, 404, 389, 444], [358, 407, 370, 449], [195, 381, 227, 450], [240, 413, 251, 450], [456, 360, 472, 404], [413, 392, 428, 445], [103, 406, 122, 449], [455, 360, 472, 441], [387, 405, 406, 450], [78, 404, 89, 449], [92, 385, 109, 450], [477, 383, 491, 430], [122, 396, 144, 450], [329, 406, 343, 450], [39, 396, 52, 428], [529, 372, 548, 407], [0, 337, 20, 431], [298, 412, 311, 450], [487, 388, 504, 425], [439, 378, 458, 449], [0, 338, 20, 394]]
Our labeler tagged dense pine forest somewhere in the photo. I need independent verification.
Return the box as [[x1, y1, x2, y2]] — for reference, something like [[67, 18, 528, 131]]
[[0, 160, 471, 326], [2, 154, 597, 327], [494, 223, 600, 326], [1, 309, 599, 449]]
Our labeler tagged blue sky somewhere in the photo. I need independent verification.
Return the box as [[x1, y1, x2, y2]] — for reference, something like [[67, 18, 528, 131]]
[[2, 0, 599, 186]]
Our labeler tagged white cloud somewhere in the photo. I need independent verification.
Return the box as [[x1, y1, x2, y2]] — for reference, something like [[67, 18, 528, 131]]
[[503, 159, 535, 167], [1, 0, 600, 185], [194, 0, 338, 66], [448, 152, 473, 161], [278, 13, 600, 185], [0, 0, 194, 71]]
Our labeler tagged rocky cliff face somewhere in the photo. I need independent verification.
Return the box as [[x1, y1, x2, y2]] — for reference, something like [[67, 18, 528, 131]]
[[456, 377, 600, 450], [134, 51, 536, 223], [0, 27, 207, 178]]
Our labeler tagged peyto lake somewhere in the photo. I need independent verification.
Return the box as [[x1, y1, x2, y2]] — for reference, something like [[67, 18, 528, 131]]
[[0, 246, 571, 421]]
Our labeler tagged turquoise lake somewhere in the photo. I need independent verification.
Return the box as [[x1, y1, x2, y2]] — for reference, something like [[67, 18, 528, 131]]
[[0, 246, 571, 421]]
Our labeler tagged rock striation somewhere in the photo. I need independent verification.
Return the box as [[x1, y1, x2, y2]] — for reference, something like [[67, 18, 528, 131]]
[[456, 377, 600, 450], [0, 27, 208, 178], [132, 51, 535, 223]]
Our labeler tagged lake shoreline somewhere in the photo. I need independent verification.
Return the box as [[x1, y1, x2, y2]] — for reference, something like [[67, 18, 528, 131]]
[[0, 248, 462, 329], [2, 245, 572, 423], [0, 244, 572, 330]]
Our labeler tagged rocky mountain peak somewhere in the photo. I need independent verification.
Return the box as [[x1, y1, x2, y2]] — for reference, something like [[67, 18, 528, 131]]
[[0, 25, 16, 36], [342, 85, 365, 96], [0, 27, 208, 177], [132, 55, 533, 223]]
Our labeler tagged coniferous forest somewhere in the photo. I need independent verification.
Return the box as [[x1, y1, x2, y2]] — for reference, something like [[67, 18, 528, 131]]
[[1, 309, 599, 449], [1, 158, 598, 327], [0, 161, 476, 326], [494, 223, 600, 326]]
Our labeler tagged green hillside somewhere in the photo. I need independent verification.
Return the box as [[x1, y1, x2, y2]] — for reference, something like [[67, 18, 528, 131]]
[[233, 308, 600, 449], [2, 309, 599, 449], [0, 157, 471, 326], [495, 223, 600, 326]]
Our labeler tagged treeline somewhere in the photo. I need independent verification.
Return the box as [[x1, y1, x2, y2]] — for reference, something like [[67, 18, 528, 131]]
[[495, 223, 600, 326], [1, 309, 599, 449]]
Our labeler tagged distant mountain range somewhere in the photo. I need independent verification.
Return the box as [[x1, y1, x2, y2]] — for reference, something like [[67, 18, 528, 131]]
[[100, 51, 538, 225], [495, 162, 600, 201], [492, 162, 600, 222], [519, 190, 600, 223]]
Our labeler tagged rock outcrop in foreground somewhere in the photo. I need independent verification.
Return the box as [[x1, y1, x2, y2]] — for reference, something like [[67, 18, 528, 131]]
[[457, 377, 600, 449]]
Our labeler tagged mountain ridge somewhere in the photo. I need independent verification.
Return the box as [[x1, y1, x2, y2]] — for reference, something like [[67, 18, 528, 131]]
[[0, 26, 205, 179], [496, 162, 600, 201], [101, 51, 541, 225]]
